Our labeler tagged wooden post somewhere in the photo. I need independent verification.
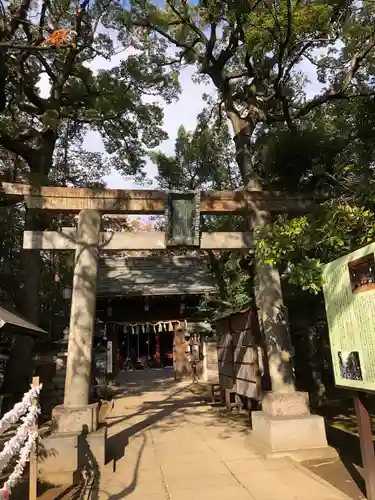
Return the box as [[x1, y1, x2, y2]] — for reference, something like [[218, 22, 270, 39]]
[[225, 389, 232, 412], [156, 335, 160, 364], [29, 376, 39, 500], [173, 323, 190, 381], [354, 393, 375, 500]]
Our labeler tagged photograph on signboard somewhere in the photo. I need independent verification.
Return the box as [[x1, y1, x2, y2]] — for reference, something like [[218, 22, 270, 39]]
[[322, 242, 375, 392], [348, 253, 375, 294], [338, 351, 363, 381]]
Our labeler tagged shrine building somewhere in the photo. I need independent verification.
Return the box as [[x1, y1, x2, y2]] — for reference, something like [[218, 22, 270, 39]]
[[94, 255, 216, 372]]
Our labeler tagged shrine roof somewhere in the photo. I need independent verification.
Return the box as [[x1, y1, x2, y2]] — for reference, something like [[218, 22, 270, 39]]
[[97, 255, 216, 297], [0, 306, 47, 336]]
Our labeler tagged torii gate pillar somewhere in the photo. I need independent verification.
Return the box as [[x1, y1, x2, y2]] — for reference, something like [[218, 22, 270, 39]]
[[250, 208, 335, 460], [52, 209, 101, 433]]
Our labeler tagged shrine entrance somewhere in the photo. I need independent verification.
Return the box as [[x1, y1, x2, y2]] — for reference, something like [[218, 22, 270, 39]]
[[95, 255, 216, 377], [1, 182, 334, 481], [11, 186, 257, 400]]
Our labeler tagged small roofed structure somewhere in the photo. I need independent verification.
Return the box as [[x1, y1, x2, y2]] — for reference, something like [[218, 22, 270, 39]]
[[95, 255, 216, 375], [0, 306, 47, 337]]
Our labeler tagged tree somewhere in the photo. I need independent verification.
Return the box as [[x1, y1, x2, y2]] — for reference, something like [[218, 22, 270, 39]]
[[119, 2, 375, 392], [121, 0, 375, 396], [0, 0, 177, 184], [252, 92, 375, 291], [151, 110, 240, 190], [251, 98, 375, 401], [152, 97, 375, 399], [0, 0, 179, 324], [0, 0, 180, 394], [123, 0, 375, 188], [151, 109, 251, 313]]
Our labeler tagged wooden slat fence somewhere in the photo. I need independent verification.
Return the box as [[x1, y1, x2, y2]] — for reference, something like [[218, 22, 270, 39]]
[[216, 308, 262, 402]]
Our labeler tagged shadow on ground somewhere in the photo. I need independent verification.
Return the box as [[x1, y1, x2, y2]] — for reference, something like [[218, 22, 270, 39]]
[[34, 368, 253, 499], [10, 369, 372, 499]]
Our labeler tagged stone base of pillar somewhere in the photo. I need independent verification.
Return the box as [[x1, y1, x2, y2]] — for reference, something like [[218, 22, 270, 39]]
[[39, 425, 107, 486], [52, 402, 99, 434], [251, 391, 338, 461]]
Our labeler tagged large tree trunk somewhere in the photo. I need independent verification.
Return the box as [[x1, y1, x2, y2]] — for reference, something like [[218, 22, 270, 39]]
[[1, 210, 44, 397], [228, 112, 296, 393], [1, 144, 55, 398], [226, 112, 261, 190]]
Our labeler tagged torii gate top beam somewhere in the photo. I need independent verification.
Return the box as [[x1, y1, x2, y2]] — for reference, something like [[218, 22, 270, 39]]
[[1, 182, 323, 215]]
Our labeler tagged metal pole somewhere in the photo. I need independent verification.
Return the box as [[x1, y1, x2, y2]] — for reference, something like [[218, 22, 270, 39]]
[[354, 392, 375, 500]]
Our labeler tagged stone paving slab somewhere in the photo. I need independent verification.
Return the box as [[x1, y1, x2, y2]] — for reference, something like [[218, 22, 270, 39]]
[[95, 370, 354, 500], [169, 484, 254, 500]]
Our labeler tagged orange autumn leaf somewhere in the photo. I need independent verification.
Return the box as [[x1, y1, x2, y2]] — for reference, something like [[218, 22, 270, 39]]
[[43, 28, 75, 48]]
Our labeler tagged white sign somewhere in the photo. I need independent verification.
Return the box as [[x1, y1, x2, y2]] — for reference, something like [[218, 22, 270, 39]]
[[107, 341, 113, 374]]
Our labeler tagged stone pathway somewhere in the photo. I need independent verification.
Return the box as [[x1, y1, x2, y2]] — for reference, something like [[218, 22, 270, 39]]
[[91, 369, 352, 500]]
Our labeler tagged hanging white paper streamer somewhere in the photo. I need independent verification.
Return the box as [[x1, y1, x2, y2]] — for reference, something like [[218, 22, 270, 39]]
[[0, 385, 41, 434], [121, 319, 189, 333], [1, 431, 38, 495], [0, 404, 39, 474]]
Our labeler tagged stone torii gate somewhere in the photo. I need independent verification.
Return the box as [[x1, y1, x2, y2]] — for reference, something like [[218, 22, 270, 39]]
[[2, 183, 333, 470]]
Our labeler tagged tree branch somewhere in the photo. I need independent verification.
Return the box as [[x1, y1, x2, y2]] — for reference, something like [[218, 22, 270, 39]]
[[0, 42, 69, 51], [136, 19, 198, 53], [277, 0, 292, 84], [52, 0, 90, 102], [218, 24, 240, 67], [35, 52, 57, 84], [207, 22, 217, 58], [9, 0, 32, 37], [295, 36, 375, 118], [0, 131, 37, 165], [22, 79, 48, 111], [225, 70, 249, 81], [39, 0, 49, 39], [166, 0, 208, 46]]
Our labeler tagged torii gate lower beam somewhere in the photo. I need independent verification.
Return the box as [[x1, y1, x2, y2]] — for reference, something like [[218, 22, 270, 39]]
[[23, 230, 253, 251]]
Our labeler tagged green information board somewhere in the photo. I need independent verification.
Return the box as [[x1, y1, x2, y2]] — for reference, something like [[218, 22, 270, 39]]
[[323, 243, 375, 391]]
